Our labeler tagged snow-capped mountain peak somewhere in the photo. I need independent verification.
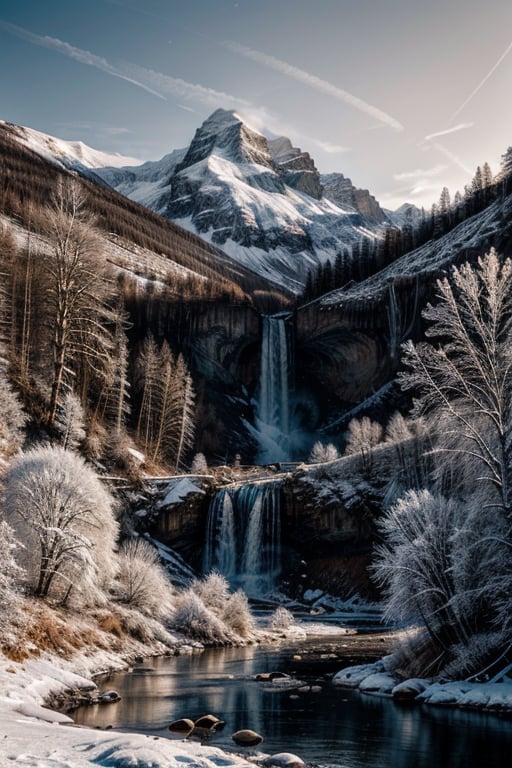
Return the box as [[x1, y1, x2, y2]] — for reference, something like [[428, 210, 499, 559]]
[[96, 109, 386, 291]]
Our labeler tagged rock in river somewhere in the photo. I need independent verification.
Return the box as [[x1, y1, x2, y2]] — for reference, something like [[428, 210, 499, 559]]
[[232, 728, 264, 746]]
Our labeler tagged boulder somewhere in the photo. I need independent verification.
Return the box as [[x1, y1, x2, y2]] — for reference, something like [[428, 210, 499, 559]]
[[168, 718, 195, 734], [261, 753, 305, 767], [194, 713, 225, 731], [231, 728, 264, 746], [97, 690, 121, 704]]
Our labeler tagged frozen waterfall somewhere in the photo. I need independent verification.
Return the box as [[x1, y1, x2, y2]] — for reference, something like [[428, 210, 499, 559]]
[[203, 481, 282, 596]]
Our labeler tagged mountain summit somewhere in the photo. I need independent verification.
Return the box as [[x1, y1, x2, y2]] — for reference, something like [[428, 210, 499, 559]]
[[98, 109, 387, 291]]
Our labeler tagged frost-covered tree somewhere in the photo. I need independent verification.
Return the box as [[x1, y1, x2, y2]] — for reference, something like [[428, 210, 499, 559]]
[[344, 416, 383, 473], [115, 538, 173, 619], [54, 390, 86, 452], [374, 491, 466, 659], [377, 250, 512, 677], [345, 417, 383, 455], [400, 249, 512, 515], [2, 445, 118, 604], [308, 441, 339, 463]]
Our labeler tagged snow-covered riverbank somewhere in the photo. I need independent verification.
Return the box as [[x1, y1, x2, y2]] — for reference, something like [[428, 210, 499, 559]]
[[0, 616, 326, 768], [333, 657, 512, 714]]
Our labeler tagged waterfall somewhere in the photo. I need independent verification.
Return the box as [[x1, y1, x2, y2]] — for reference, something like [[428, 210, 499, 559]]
[[255, 313, 293, 463], [203, 481, 282, 596]]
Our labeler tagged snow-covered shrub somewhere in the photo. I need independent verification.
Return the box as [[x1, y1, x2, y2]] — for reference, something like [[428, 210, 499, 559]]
[[172, 591, 235, 644], [308, 441, 339, 463], [2, 445, 119, 605], [190, 452, 208, 473], [221, 589, 255, 638], [192, 572, 231, 613], [171, 573, 255, 644], [373, 490, 462, 661], [0, 521, 25, 630], [115, 538, 173, 619], [267, 606, 294, 630]]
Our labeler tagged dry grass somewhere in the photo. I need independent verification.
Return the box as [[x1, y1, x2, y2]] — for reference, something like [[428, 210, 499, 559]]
[[97, 613, 125, 639], [0, 597, 176, 662], [1, 600, 107, 661]]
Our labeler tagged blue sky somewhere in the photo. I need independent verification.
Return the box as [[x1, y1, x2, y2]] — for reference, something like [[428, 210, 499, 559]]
[[1, 0, 512, 209]]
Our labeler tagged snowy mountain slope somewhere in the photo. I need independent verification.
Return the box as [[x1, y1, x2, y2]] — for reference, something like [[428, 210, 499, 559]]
[[0, 120, 143, 174], [320, 192, 512, 307], [98, 109, 383, 292], [95, 148, 187, 210]]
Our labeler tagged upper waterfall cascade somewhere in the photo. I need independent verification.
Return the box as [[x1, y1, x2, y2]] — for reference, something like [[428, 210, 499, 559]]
[[255, 313, 293, 463]]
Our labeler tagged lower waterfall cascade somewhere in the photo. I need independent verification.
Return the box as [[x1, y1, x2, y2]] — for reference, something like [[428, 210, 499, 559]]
[[203, 480, 282, 596]]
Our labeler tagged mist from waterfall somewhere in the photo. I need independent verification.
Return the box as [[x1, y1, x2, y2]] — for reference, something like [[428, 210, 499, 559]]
[[203, 481, 282, 596]]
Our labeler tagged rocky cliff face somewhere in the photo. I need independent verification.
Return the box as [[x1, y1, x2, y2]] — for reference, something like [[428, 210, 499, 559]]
[[268, 136, 323, 199], [321, 172, 388, 225]]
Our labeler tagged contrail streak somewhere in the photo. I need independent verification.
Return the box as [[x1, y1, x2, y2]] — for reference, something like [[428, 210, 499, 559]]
[[0, 21, 165, 100], [449, 37, 512, 123], [225, 41, 404, 132], [425, 122, 473, 141]]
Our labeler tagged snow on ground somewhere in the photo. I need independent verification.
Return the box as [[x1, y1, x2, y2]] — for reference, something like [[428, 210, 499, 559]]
[[157, 478, 205, 508]]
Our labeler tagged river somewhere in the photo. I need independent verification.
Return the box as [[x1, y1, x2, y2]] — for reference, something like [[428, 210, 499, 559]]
[[73, 633, 512, 767]]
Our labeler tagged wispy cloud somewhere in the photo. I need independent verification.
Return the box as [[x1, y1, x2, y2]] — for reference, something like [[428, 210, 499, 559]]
[[449, 37, 512, 123], [312, 140, 351, 154], [224, 41, 404, 132], [424, 122, 474, 141], [53, 120, 134, 137], [0, 20, 250, 111], [394, 164, 447, 181]]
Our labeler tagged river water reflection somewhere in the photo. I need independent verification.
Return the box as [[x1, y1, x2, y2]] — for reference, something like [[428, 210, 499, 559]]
[[74, 641, 512, 767]]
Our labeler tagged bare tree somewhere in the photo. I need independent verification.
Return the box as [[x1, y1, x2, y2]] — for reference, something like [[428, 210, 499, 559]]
[[42, 179, 115, 428], [2, 445, 118, 604], [135, 337, 195, 467]]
